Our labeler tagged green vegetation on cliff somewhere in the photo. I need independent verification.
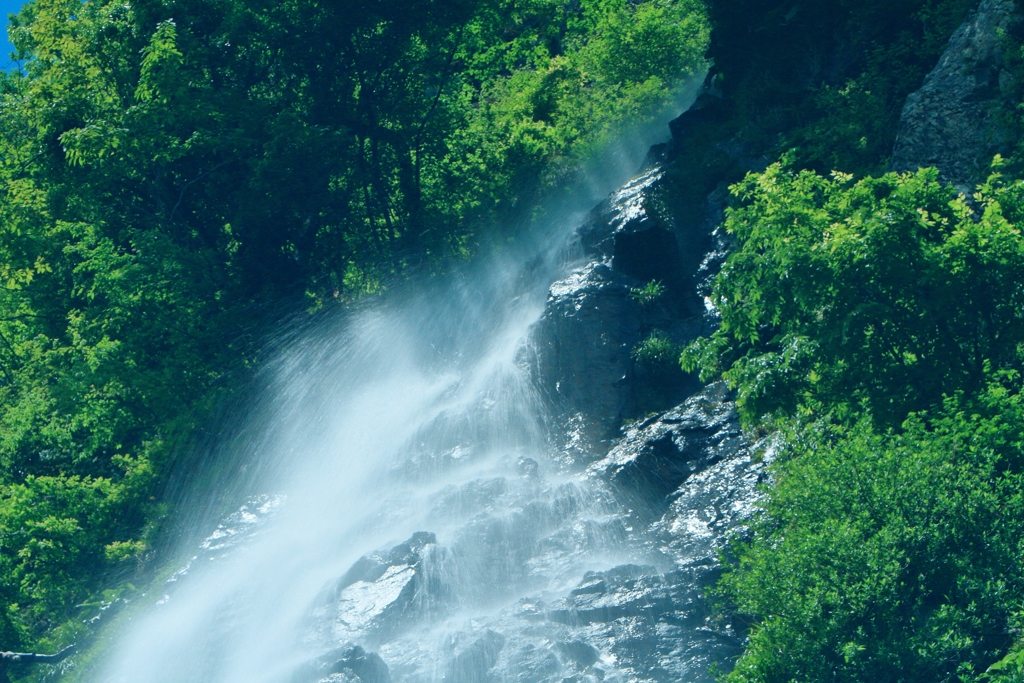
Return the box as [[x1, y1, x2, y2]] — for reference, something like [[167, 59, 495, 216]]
[[0, 0, 709, 657], [723, 398, 1024, 683], [686, 163, 1024, 681], [674, 2, 1024, 681], [708, 0, 977, 174], [684, 164, 1024, 427], [657, 0, 978, 228]]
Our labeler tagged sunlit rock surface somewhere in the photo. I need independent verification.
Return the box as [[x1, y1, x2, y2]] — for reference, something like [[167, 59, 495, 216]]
[[307, 532, 451, 644]]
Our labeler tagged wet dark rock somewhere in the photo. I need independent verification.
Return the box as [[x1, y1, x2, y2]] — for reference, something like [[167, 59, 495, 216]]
[[491, 390, 766, 681], [526, 262, 645, 447], [527, 151, 728, 452], [577, 168, 697, 315], [548, 565, 674, 625], [590, 383, 745, 507], [310, 532, 449, 643], [655, 437, 770, 570], [296, 644, 392, 683], [693, 188, 732, 303], [668, 93, 726, 146], [430, 478, 510, 520], [333, 389, 766, 683], [891, 0, 1020, 189], [526, 260, 706, 453], [160, 495, 283, 600], [443, 630, 506, 683], [325, 645, 392, 683], [502, 557, 745, 682]]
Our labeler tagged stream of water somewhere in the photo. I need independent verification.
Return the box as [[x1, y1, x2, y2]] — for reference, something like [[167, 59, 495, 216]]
[[92, 85, 727, 683]]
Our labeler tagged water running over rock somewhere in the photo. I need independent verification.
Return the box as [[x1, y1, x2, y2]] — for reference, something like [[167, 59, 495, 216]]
[[91, 93, 767, 683]]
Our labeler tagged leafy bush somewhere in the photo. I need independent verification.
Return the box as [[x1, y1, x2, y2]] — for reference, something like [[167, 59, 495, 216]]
[[720, 391, 1024, 683], [689, 158, 1024, 682], [683, 162, 1024, 427]]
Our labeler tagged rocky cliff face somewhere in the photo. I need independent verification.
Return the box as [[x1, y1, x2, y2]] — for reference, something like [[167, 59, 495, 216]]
[[525, 162, 716, 454], [891, 0, 1021, 189], [290, 382, 767, 683]]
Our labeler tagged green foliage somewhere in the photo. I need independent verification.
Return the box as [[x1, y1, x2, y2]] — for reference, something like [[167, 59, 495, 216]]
[[719, 390, 1024, 683], [982, 646, 1024, 682], [695, 160, 1024, 682], [683, 162, 1024, 427], [629, 279, 665, 306], [445, 0, 709, 236], [6, 0, 709, 301], [632, 330, 680, 368]]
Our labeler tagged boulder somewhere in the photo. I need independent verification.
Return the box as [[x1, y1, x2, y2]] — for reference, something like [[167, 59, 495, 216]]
[[552, 641, 600, 669], [532, 561, 743, 683], [442, 630, 506, 683], [312, 532, 449, 643], [317, 675, 361, 683], [294, 644, 392, 683], [590, 383, 745, 507], [526, 262, 646, 451], [891, 0, 1020, 189]]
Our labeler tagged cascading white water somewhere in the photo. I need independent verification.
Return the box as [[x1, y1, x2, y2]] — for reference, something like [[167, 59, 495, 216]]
[[93, 85, 707, 683]]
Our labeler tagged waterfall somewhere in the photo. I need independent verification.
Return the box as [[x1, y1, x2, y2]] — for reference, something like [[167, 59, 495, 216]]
[[90, 81, 756, 683]]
